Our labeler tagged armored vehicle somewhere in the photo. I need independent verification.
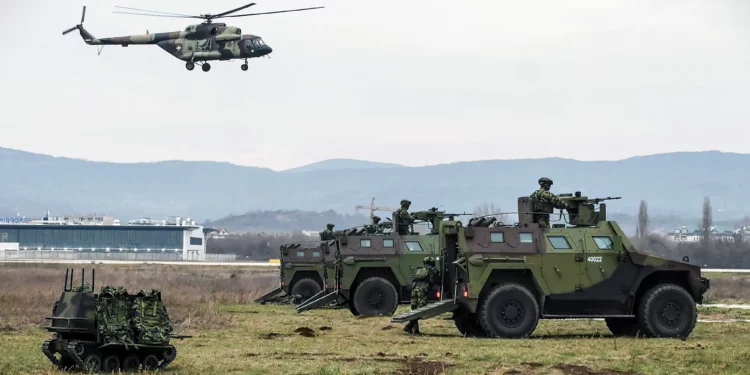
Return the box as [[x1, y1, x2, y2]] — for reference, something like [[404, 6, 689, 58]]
[[296, 210, 451, 316], [43, 269, 190, 372], [256, 241, 337, 304], [392, 193, 710, 338]]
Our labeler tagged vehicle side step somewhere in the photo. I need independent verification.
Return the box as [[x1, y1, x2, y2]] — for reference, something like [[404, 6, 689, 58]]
[[295, 289, 328, 310], [255, 287, 284, 303], [296, 292, 339, 313], [391, 300, 459, 323]]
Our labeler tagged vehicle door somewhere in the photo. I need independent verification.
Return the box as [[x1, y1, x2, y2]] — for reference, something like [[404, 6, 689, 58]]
[[582, 233, 621, 286], [540, 233, 581, 294]]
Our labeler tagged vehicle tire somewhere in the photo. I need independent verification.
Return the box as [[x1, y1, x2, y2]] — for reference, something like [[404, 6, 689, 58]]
[[353, 277, 399, 316], [478, 283, 539, 338], [348, 301, 361, 316], [102, 355, 121, 372], [637, 283, 697, 338], [142, 354, 159, 370], [122, 355, 140, 372], [453, 308, 487, 337], [291, 278, 322, 301], [83, 354, 101, 372], [605, 318, 641, 337]]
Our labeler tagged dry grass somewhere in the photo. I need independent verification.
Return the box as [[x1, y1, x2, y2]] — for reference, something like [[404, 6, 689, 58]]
[[705, 276, 750, 303], [0, 263, 278, 331]]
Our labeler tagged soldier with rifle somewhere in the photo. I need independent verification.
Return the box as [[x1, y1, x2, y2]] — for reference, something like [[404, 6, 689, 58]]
[[395, 199, 415, 235], [319, 223, 336, 241], [404, 257, 440, 335], [530, 177, 568, 228], [364, 216, 383, 235]]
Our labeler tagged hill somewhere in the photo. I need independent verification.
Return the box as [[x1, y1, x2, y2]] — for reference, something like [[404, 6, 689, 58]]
[[281, 158, 404, 173], [205, 209, 368, 233], [1, 147, 748, 230]]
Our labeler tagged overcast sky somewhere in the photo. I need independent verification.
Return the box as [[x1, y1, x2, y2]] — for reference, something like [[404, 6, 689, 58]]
[[1, 0, 748, 171]]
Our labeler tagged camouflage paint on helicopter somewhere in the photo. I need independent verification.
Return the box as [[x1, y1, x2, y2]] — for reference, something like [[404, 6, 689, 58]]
[[63, 3, 322, 72]]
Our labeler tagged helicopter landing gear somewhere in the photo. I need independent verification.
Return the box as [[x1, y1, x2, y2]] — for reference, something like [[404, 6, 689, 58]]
[[202, 63, 211, 72], [185, 62, 195, 71], [241, 64, 248, 71]]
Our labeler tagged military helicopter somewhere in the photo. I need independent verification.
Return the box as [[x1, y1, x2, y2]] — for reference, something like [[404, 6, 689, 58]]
[[62, 3, 323, 72]]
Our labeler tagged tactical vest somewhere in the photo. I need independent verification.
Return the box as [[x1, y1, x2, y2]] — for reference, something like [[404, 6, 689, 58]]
[[530, 189, 554, 214]]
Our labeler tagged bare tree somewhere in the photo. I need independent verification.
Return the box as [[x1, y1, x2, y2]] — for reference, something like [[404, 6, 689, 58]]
[[473, 203, 508, 224], [636, 200, 649, 239], [701, 196, 713, 246]]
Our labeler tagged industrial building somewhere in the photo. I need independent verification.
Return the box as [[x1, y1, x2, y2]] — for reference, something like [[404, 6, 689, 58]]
[[0, 215, 212, 261]]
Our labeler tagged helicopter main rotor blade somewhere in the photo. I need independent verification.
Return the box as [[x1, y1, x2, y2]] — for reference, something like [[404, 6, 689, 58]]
[[223, 6, 325, 18], [62, 26, 78, 35], [210, 3, 256, 19], [81, 6, 86, 24], [114, 6, 196, 18], [113, 11, 202, 19]]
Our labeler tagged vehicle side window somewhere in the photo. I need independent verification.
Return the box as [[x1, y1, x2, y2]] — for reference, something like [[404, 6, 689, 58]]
[[383, 239, 394, 248], [490, 232, 504, 243], [405, 241, 423, 252], [519, 233, 533, 243], [593, 236, 614, 250], [296, 251, 304, 257], [548, 236, 571, 249], [312, 251, 320, 257], [360, 239, 371, 248]]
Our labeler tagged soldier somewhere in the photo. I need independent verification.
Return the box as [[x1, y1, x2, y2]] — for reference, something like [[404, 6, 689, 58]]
[[404, 256, 440, 334], [364, 215, 383, 234], [530, 177, 568, 228], [319, 223, 336, 241], [395, 199, 415, 235]]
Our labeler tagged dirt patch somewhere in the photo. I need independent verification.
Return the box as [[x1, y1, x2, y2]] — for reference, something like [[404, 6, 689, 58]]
[[522, 362, 543, 369], [260, 332, 283, 340], [319, 326, 332, 331], [503, 370, 524, 375], [394, 357, 452, 375], [294, 327, 316, 337], [382, 325, 395, 330], [552, 364, 643, 375], [245, 353, 258, 357]]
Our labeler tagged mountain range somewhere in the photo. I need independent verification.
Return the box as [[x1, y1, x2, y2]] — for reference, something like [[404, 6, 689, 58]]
[[0, 147, 747, 230]]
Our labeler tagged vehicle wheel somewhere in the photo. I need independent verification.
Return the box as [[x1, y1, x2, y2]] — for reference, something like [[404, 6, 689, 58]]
[[291, 278, 322, 301], [163, 346, 177, 362], [348, 301, 361, 316], [353, 277, 398, 316], [83, 354, 101, 373], [102, 355, 120, 372], [185, 61, 195, 71], [478, 283, 539, 338], [142, 354, 160, 370], [605, 318, 641, 337], [453, 308, 487, 337], [202, 63, 211, 72], [241, 64, 249, 71], [122, 355, 140, 372], [637, 283, 697, 338]]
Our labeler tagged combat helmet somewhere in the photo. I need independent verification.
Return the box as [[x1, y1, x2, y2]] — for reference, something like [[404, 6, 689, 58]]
[[423, 256, 435, 266], [538, 177, 553, 186], [400, 199, 411, 206], [372, 215, 381, 222], [326, 223, 334, 229]]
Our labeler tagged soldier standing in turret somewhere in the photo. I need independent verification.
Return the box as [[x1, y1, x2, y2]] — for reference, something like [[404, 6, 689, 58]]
[[319, 223, 336, 241], [530, 177, 568, 228], [364, 216, 383, 234], [395, 199, 415, 235], [404, 256, 440, 335]]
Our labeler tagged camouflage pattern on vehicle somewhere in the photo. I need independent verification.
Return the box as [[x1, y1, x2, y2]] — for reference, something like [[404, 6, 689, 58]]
[[297, 209, 454, 316], [42, 269, 190, 372], [392, 192, 710, 339]]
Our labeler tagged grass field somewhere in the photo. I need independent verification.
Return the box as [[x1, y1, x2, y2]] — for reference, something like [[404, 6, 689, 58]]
[[2, 264, 750, 375]]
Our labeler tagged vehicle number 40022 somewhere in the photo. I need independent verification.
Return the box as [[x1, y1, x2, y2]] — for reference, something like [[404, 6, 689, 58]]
[[587, 256, 603, 263]]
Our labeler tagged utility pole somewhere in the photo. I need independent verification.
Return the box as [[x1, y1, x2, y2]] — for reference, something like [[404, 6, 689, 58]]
[[356, 197, 398, 220]]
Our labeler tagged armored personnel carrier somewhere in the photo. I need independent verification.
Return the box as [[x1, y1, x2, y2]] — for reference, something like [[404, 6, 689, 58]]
[[391, 193, 710, 338], [256, 241, 337, 304], [296, 210, 451, 316], [42, 269, 190, 372]]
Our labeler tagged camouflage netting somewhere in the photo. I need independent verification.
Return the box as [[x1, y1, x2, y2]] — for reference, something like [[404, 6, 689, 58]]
[[96, 286, 135, 345], [71, 283, 93, 293], [132, 289, 173, 345]]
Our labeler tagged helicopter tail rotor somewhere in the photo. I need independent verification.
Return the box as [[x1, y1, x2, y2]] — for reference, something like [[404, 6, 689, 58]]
[[62, 5, 86, 35]]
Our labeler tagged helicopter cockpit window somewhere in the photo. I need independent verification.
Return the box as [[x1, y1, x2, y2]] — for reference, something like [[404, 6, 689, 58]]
[[236, 29, 242, 35], [210, 27, 218, 35]]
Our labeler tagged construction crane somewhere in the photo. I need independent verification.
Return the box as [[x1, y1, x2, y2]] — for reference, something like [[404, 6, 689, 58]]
[[356, 198, 399, 220]]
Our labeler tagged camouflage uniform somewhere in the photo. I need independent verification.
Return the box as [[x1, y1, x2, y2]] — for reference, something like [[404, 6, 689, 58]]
[[404, 257, 440, 334], [320, 224, 336, 241], [530, 177, 567, 228], [364, 216, 383, 234], [395, 199, 415, 235]]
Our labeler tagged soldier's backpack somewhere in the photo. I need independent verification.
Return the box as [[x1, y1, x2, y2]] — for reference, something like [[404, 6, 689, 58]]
[[131, 289, 173, 345], [96, 286, 135, 345]]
